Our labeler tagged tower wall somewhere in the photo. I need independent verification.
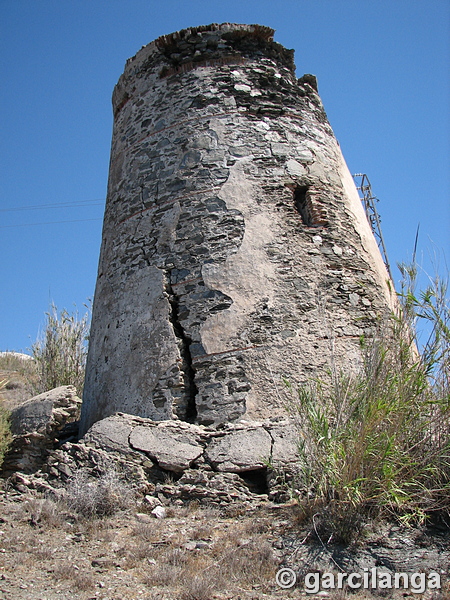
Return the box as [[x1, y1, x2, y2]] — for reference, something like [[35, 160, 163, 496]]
[[80, 24, 395, 435]]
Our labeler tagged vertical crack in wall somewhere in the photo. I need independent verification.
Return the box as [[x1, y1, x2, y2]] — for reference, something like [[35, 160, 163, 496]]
[[165, 271, 198, 423]]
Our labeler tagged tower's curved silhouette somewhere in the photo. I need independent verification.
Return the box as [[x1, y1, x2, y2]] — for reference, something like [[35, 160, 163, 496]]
[[80, 24, 394, 435]]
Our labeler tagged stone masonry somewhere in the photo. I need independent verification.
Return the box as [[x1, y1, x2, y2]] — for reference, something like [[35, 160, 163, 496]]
[[80, 23, 395, 435]]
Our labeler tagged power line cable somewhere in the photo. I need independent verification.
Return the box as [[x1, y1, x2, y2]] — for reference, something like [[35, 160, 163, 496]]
[[0, 218, 102, 228], [0, 199, 104, 212]]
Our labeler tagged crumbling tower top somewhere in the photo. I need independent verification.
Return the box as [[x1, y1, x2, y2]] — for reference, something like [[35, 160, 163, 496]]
[[112, 23, 299, 119]]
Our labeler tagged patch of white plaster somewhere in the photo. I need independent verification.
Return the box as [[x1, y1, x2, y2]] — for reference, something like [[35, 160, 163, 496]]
[[201, 158, 276, 354]]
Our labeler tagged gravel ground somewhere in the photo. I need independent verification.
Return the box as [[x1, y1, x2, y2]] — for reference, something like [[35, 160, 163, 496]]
[[0, 490, 449, 600]]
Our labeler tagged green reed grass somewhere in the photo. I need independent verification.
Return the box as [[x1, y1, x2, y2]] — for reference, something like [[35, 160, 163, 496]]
[[0, 380, 12, 467], [289, 264, 450, 527]]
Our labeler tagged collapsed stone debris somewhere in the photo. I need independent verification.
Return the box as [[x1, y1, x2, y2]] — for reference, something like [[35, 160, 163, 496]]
[[4, 395, 300, 505]]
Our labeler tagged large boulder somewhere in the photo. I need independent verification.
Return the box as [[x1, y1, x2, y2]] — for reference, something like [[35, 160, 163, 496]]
[[82, 413, 134, 454], [4, 408, 304, 505], [10, 385, 81, 435], [204, 427, 272, 472], [269, 423, 301, 465], [129, 422, 204, 472], [82, 414, 300, 475], [2, 386, 81, 475]]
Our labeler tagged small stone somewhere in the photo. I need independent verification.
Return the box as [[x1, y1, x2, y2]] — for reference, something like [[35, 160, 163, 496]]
[[91, 556, 109, 567], [14, 473, 32, 486], [234, 83, 251, 92], [56, 463, 72, 477], [229, 146, 252, 158], [184, 541, 197, 551], [349, 293, 360, 306], [332, 245, 343, 256], [296, 149, 314, 163], [286, 159, 306, 177], [143, 495, 162, 510], [271, 143, 290, 157], [223, 96, 236, 108], [151, 506, 167, 519], [180, 150, 201, 169], [135, 512, 153, 524]]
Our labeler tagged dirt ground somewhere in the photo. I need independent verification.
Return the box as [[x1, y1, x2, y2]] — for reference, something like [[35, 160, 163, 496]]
[[0, 488, 449, 600]]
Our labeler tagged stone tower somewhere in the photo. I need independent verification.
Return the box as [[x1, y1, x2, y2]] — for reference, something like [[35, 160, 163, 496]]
[[80, 23, 394, 435]]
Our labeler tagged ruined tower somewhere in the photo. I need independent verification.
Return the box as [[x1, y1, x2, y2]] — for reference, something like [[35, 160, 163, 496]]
[[80, 24, 394, 435]]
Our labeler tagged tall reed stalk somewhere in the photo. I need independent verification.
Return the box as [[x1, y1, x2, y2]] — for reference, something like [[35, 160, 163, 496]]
[[31, 304, 90, 394], [0, 379, 12, 467]]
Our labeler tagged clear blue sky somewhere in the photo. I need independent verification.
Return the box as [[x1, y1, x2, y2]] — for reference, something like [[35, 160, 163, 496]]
[[1, 0, 449, 352]]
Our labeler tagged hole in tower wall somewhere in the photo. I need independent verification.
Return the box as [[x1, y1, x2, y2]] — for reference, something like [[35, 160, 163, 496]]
[[293, 185, 313, 226], [238, 469, 269, 495], [293, 186, 328, 227]]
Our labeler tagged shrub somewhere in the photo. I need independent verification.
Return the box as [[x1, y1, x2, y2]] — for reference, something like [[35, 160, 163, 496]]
[[0, 379, 12, 467], [180, 575, 216, 600], [31, 303, 90, 394], [66, 467, 135, 518], [288, 264, 450, 530]]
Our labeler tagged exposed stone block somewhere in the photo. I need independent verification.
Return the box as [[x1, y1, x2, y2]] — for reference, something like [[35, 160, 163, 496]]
[[204, 427, 272, 472], [129, 423, 204, 472]]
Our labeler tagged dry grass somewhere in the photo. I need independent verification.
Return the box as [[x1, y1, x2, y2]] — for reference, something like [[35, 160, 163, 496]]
[[180, 575, 216, 600], [133, 520, 165, 542], [190, 524, 213, 540], [20, 496, 68, 528], [52, 563, 96, 591], [0, 353, 38, 408], [66, 467, 136, 518], [118, 505, 278, 597]]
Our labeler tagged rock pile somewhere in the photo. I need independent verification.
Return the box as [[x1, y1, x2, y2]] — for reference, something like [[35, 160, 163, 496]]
[[3, 399, 301, 505]]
